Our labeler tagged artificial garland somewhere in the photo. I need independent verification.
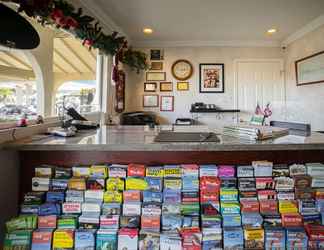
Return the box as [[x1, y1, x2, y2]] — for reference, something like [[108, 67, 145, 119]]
[[5, 0, 148, 73]]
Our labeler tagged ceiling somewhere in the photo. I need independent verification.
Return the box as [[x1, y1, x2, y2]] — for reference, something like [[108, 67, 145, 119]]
[[92, 0, 324, 46], [0, 36, 96, 81]]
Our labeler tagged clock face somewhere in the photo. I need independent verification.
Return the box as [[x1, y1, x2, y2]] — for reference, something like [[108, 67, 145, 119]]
[[172, 60, 193, 80]]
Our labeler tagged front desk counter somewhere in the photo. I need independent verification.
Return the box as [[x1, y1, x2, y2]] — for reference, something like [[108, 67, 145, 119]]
[[6, 125, 324, 200]]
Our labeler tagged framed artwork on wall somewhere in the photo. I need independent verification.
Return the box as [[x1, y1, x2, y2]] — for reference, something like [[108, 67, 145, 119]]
[[146, 72, 166, 81], [150, 61, 163, 70], [177, 82, 189, 91], [160, 82, 173, 92], [150, 49, 164, 60], [295, 50, 324, 86], [160, 96, 174, 112], [199, 63, 225, 93], [143, 95, 159, 107], [144, 82, 157, 92]]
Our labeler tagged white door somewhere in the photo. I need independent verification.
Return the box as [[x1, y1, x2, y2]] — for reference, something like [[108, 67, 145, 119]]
[[235, 59, 285, 122]]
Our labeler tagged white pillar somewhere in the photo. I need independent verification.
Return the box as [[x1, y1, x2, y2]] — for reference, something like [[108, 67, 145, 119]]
[[15, 86, 23, 106], [24, 23, 55, 117], [95, 51, 104, 112]]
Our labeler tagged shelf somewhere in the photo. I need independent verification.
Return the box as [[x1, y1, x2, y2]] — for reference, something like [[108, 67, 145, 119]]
[[190, 109, 240, 113]]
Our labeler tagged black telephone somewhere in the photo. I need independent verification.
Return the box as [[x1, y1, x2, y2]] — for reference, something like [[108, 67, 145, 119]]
[[191, 102, 219, 111], [63, 108, 99, 130]]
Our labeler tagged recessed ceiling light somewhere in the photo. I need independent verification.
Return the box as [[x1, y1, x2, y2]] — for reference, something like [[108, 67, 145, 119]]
[[267, 28, 277, 35], [143, 28, 153, 34]]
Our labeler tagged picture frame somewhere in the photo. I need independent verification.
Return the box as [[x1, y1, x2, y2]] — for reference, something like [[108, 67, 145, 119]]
[[144, 82, 157, 92], [150, 61, 163, 70], [146, 72, 166, 82], [160, 96, 174, 112], [160, 82, 173, 92], [143, 95, 159, 107], [177, 82, 189, 91], [295, 50, 324, 86], [150, 49, 164, 60], [199, 63, 225, 93]]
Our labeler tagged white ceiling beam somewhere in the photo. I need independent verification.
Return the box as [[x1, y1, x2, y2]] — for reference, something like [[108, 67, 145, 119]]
[[59, 38, 95, 73], [0, 65, 35, 79], [89, 50, 97, 62], [3, 52, 32, 70], [54, 48, 82, 74], [0, 55, 16, 67], [53, 62, 68, 74]]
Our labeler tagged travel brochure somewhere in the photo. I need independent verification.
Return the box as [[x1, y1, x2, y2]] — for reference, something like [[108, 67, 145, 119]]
[[4, 162, 324, 249]]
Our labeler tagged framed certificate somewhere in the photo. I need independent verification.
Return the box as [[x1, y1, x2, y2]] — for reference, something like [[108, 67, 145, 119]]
[[143, 95, 159, 107], [160, 96, 174, 112], [160, 82, 173, 92], [146, 72, 166, 81], [177, 82, 189, 91], [144, 82, 157, 92], [150, 61, 163, 70]]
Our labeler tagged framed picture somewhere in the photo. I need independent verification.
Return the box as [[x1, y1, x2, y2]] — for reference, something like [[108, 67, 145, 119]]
[[144, 82, 157, 92], [199, 63, 225, 93], [150, 61, 163, 70], [160, 96, 174, 112], [295, 50, 324, 86], [160, 82, 173, 92], [150, 49, 164, 60], [143, 95, 159, 107], [177, 82, 189, 91], [146, 72, 166, 81]]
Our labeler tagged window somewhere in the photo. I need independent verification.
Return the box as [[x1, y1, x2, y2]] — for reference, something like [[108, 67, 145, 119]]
[[55, 80, 98, 115], [0, 51, 37, 123], [53, 35, 98, 117]]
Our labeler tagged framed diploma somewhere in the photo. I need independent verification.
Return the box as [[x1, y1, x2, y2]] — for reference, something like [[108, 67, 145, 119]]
[[146, 72, 166, 81], [160, 96, 174, 112], [160, 82, 173, 92], [144, 82, 157, 92], [150, 61, 163, 70], [143, 95, 159, 107], [177, 82, 189, 91]]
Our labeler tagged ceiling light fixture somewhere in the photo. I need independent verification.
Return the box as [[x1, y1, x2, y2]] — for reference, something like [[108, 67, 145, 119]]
[[143, 28, 153, 34], [267, 28, 277, 35]]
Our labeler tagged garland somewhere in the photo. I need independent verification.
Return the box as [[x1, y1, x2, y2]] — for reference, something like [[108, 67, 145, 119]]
[[6, 0, 148, 73]]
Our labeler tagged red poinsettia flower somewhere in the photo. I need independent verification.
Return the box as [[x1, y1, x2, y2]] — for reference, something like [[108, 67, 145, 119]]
[[50, 8, 64, 22], [66, 16, 78, 29], [84, 39, 94, 47], [57, 17, 68, 27]]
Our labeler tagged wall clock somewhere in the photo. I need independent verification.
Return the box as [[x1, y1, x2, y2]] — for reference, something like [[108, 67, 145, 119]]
[[171, 59, 193, 81]]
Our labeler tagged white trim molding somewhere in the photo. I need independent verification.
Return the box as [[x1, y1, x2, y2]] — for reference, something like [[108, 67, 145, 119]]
[[282, 14, 324, 46], [133, 40, 281, 48], [76, 0, 130, 41]]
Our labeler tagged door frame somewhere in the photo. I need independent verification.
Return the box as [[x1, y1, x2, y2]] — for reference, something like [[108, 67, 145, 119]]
[[233, 58, 285, 111]]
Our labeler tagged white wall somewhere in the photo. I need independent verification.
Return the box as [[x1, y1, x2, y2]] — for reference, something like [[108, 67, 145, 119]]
[[125, 47, 283, 127], [125, 26, 324, 131], [284, 24, 324, 131]]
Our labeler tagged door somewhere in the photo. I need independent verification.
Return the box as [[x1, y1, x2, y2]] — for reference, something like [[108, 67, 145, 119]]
[[235, 59, 285, 123]]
